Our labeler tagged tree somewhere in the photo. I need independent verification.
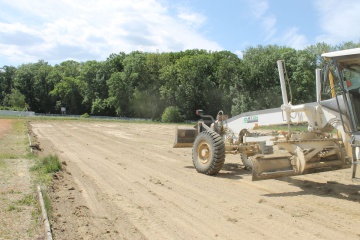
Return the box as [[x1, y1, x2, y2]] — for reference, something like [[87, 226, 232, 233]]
[[14, 63, 36, 111], [129, 52, 169, 120], [56, 60, 81, 78], [33, 61, 56, 113], [160, 50, 244, 119], [160, 53, 215, 119], [107, 51, 149, 117], [78, 61, 102, 113], [231, 45, 296, 115], [0, 66, 16, 105], [106, 52, 126, 73], [2, 42, 355, 118], [14, 60, 56, 113], [107, 72, 132, 116], [289, 49, 317, 104], [50, 77, 85, 114], [3, 89, 25, 110], [91, 97, 114, 116], [211, 51, 242, 116], [161, 106, 183, 123]]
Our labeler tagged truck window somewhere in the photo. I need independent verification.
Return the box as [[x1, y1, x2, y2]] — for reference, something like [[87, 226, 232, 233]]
[[343, 65, 360, 132]]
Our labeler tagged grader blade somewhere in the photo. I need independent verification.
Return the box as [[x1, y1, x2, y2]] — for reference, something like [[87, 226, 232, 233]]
[[251, 154, 296, 181], [173, 127, 197, 148]]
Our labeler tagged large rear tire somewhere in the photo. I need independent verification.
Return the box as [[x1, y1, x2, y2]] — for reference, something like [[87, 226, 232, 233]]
[[192, 131, 225, 175]]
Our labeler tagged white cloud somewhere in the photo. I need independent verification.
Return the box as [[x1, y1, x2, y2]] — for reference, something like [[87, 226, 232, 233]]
[[281, 28, 308, 49], [263, 15, 277, 41], [0, 43, 37, 63], [249, 0, 269, 19], [0, 0, 222, 65], [247, 0, 308, 49], [234, 50, 243, 59], [314, 0, 360, 44], [177, 10, 207, 29], [248, 0, 277, 42]]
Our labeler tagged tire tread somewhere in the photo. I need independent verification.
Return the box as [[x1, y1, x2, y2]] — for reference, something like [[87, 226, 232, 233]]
[[192, 131, 225, 175]]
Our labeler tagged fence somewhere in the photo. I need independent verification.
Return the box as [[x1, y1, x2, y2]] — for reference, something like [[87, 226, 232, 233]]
[[0, 110, 35, 116]]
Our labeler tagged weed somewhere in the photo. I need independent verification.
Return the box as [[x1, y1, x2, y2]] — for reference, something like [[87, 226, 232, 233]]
[[31, 154, 62, 174], [17, 194, 35, 206], [41, 188, 52, 217], [6, 189, 22, 194], [0, 158, 4, 168], [8, 205, 16, 211], [0, 117, 49, 237], [43, 155, 62, 173], [0, 153, 18, 159], [80, 113, 90, 118], [8, 204, 22, 212]]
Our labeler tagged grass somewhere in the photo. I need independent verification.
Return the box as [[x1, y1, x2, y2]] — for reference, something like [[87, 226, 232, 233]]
[[0, 114, 183, 132], [41, 188, 52, 216], [7, 205, 24, 212], [17, 194, 36, 206], [8, 195, 34, 212], [0, 119, 29, 160], [0, 117, 63, 237], [0, 158, 4, 168], [30, 154, 62, 218], [3, 189, 22, 194], [31, 154, 62, 174]]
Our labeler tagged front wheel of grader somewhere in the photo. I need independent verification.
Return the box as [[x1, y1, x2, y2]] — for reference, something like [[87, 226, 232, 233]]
[[192, 131, 225, 175]]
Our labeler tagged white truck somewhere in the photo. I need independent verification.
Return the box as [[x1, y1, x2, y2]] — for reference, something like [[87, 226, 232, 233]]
[[174, 48, 360, 181]]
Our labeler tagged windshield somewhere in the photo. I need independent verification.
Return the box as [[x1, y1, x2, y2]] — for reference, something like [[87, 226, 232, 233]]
[[342, 65, 360, 90], [342, 65, 360, 132]]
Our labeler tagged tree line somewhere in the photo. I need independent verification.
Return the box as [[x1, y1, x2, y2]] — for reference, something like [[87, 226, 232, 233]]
[[1, 41, 359, 121]]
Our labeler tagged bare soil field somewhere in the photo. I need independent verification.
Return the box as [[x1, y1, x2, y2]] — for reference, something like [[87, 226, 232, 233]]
[[0, 119, 13, 136], [30, 120, 360, 240]]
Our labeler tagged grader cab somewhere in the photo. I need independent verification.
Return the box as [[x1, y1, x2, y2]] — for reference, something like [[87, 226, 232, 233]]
[[174, 48, 360, 181]]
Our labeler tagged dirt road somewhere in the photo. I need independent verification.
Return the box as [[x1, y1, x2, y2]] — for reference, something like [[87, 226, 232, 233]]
[[30, 120, 360, 240]]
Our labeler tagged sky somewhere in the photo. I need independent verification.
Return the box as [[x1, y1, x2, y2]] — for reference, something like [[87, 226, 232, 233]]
[[1, 0, 360, 67]]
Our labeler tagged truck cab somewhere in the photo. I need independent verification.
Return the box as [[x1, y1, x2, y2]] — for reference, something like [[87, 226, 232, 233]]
[[322, 48, 360, 180]]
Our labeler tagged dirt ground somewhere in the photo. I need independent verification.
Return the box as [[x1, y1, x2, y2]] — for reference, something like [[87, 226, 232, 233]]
[[0, 119, 13, 136], [29, 120, 360, 240]]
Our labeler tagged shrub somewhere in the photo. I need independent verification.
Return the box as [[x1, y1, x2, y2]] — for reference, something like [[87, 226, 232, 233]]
[[161, 106, 183, 123], [31, 154, 62, 173], [80, 113, 90, 118], [42, 155, 62, 173], [3, 89, 25, 109]]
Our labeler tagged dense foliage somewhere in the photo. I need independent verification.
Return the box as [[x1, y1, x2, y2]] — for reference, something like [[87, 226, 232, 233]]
[[1, 42, 359, 120], [161, 106, 183, 123]]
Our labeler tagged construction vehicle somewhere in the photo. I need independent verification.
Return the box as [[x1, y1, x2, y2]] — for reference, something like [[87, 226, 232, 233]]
[[174, 48, 360, 181]]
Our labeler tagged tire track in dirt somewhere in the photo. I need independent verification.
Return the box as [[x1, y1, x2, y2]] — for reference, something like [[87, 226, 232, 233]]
[[65, 122, 360, 237], [44, 123, 252, 239], [45, 123, 289, 238], [31, 121, 360, 240]]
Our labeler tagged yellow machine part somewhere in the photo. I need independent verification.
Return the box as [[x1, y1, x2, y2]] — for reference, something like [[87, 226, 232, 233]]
[[173, 127, 197, 148]]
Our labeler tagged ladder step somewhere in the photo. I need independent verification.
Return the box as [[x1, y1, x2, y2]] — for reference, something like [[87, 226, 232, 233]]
[[353, 161, 360, 165]]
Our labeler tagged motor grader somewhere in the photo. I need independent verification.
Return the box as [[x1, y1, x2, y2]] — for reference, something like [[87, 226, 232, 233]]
[[174, 48, 360, 181]]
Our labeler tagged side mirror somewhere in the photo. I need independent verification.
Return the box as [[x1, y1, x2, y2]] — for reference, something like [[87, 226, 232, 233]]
[[196, 109, 204, 116]]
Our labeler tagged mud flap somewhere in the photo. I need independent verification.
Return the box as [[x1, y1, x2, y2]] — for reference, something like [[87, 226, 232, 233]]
[[173, 127, 197, 148], [251, 154, 297, 181]]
